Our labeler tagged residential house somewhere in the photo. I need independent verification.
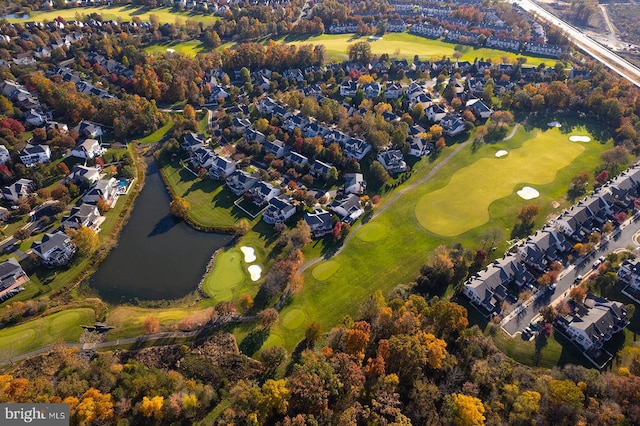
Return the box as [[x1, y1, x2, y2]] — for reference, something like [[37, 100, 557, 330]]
[[303, 122, 325, 138], [31, 231, 77, 266], [62, 203, 105, 231], [71, 138, 105, 159], [231, 117, 252, 134], [382, 111, 401, 123], [407, 82, 425, 101], [329, 194, 364, 224], [309, 160, 333, 180], [618, 258, 640, 291], [181, 132, 205, 152], [284, 68, 304, 82], [0, 145, 10, 164], [0, 257, 29, 301], [524, 42, 563, 58], [209, 156, 236, 180], [263, 196, 297, 224], [284, 151, 309, 168], [305, 209, 333, 238], [249, 181, 281, 206], [23, 109, 46, 126], [387, 20, 407, 32], [466, 99, 493, 119], [257, 96, 278, 114], [226, 170, 259, 196], [303, 84, 323, 99], [190, 147, 216, 170], [344, 173, 366, 195], [485, 36, 521, 51], [410, 93, 435, 110], [73, 120, 103, 139], [263, 140, 286, 158], [408, 137, 433, 157], [557, 296, 628, 351], [19, 144, 51, 167], [209, 85, 229, 103], [377, 150, 407, 174], [362, 82, 381, 99], [444, 30, 481, 46], [343, 138, 372, 161], [440, 115, 466, 136], [82, 178, 117, 205], [44, 121, 68, 133], [340, 80, 358, 97], [66, 165, 101, 185], [517, 229, 570, 271], [244, 129, 266, 144], [2, 179, 34, 202], [426, 104, 447, 122]]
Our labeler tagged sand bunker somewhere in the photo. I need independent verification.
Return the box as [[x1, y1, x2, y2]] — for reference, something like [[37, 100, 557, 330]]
[[240, 246, 256, 263], [495, 150, 508, 158], [569, 135, 591, 142], [248, 265, 262, 281], [166, 48, 176, 53], [517, 186, 540, 200], [547, 121, 562, 128]]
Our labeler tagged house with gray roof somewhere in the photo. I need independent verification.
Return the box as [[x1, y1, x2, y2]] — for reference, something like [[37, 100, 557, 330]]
[[329, 194, 363, 224], [82, 178, 117, 205], [226, 170, 259, 196], [209, 155, 236, 180], [249, 181, 281, 206], [19, 144, 50, 167], [517, 229, 570, 272], [344, 173, 366, 195], [2, 178, 34, 202], [62, 203, 104, 231], [71, 138, 106, 159], [309, 160, 333, 180], [377, 150, 406, 174], [31, 231, 77, 267], [0, 257, 29, 301], [305, 209, 333, 238], [263, 140, 286, 158], [181, 132, 205, 152], [66, 165, 101, 185], [263, 196, 296, 225]]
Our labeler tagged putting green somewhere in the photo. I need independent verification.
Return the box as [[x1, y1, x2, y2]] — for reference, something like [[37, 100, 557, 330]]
[[357, 223, 389, 242], [282, 309, 307, 330], [49, 311, 81, 331], [312, 261, 341, 281], [415, 128, 585, 236], [263, 333, 284, 348], [203, 249, 246, 300]]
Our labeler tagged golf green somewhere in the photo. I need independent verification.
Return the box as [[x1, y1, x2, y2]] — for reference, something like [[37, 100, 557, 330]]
[[357, 223, 389, 242], [203, 249, 246, 300], [312, 260, 341, 281], [282, 309, 307, 330], [415, 128, 585, 236]]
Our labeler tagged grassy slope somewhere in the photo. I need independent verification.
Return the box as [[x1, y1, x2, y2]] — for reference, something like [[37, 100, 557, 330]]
[[0, 308, 95, 362], [7, 6, 219, 25], [137, 121, 173, 143], [144, 40, 206, 57], [271, 121, 611, 350]]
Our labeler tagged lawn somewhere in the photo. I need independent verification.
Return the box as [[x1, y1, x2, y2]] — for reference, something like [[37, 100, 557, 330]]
[[137, 120, 174, 144], [7, 6, 219, 25], [270, 118, 611, 351], [202, 248, 247, 302], [145, 41, 206, 57], [220, 33, 552, 66], [105, 306, 208, 339], [0, 308, 95, 362], [416, 127, 585, 236]]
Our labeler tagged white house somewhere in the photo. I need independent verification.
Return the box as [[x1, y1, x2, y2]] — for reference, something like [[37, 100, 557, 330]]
[[466, 98, 493, 119], [2, 179, 34, 202], [377, 150, 407, 174], [181, 132, 205, 152], [67, 165, 101, 185], [426, 104, 447, 123], [263, 140, 286, 158], [19, 144, 51, 167], [71, 138, 106, 159], [408, 137, 432, 157], [62, 203, 105, 231], [339, 81, 358, 97], [31, 231, 77, 267], [263, 196, 297, 225], [329, 194, 364, 224], [384, 82, 403, 99], [362, 82, 381, 99], [0, 145, 10, 164], [23, 109, 46, 126], [74, 120, 103, 139], [309, 160, 333, 180], [343, 138, 372, 161], [82, 178, 117, 205], [209, 155, 236, 180], [304, 209, 333, 238], [249, 181, 281, 206], [226, 170, 259, 196], [0, 257, 29, 300], [284, 151, 309, 168], [344, 173, 366, 195], [440, 115, 466, 136]]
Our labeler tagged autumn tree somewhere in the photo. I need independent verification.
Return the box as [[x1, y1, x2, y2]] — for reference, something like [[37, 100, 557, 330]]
[[595, 169, 609, 186], [257, 308, 279, 329], [569, 285, 587, 303], [348, 41, 372, 63], [445, 393, 486, 426], [140, 395, 164, 419], [518, 204, 539, 224], [259, 379, 290, 420], [66, 226, 99, 257], [144, 317, 160, 334], [12, 228, 31, 242], [169, 197, 190, 220], [570, 170, 589, 194], [305, 321, 322, 345], [96, 198, 110, 214], [369, 160, 390, 185], [75, 388, 114, 425]]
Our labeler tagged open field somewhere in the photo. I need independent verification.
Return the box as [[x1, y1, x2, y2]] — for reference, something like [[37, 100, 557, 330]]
[[219, 33, 552, 66], [145, 41, 206, 57], [6, 6, 219, 25], [0, 308, 95, 362], [416, 127, 585, 236], [202, 249, 247, 302], [270, 119, 611, 350], [105, 306, 205, 339]]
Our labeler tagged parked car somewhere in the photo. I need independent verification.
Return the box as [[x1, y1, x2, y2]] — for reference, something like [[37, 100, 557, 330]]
[[574, 274, 583, 283], [549, 283, 557, 292], [593, 259, 602, 269]]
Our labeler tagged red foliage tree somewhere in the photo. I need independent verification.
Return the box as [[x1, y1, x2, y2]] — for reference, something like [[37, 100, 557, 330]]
[[595, 169, 609, 186], [0, 119, 25, 136]]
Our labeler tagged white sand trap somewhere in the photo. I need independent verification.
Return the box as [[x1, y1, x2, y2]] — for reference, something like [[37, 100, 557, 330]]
[[248, 265, 262, 281], [569, 135, 591, 142], [166, 48, 176, 53], [517, 186, 540, 200], [240, 246, 256, 263], [547, 121, 562, 128], [495, 150, 508, 158]]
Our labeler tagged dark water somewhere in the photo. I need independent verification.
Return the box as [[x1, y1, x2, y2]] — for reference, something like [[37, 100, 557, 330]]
[[90, 161, 233, 303]]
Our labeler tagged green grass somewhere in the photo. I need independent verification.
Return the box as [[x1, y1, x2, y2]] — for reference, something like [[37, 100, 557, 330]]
[[202, 249, 247, 302], [8, 6, 219, 25], [105, 306, 207, 339], [219, 33, 551, 66], [145, 41, 206, 57], [271, 119, 611, 350], [137, 121, 174, 144], [0, 308, 95, 362], [416, 127, 585, 236], [311, 260, 340, 281]]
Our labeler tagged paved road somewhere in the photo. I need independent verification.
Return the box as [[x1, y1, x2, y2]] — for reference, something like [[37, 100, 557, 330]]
[[502, 214, 640, 336], [514, 0, 640, 87]]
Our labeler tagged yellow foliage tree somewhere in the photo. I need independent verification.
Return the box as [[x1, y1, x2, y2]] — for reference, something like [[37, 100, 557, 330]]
[[140, 395, 164, 419], [420, 332, 448, 370], [76, 388, 113, 426], [66, 226, 99, 257], [448, 393, 486, 426], [181, 393, 198, 410], [259, 379, 290, 419], [170, 197, 190, 220]]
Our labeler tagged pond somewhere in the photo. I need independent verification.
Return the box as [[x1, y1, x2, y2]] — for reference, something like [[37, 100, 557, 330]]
[[89, 161, 233, 303]]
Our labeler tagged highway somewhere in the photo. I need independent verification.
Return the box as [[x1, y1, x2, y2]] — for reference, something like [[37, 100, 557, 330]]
[[514, 0, 640, 88]]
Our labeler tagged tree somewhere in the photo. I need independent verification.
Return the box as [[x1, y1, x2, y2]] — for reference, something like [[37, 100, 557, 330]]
[[144, 317, 160, 334], [601, 146, 629, 170], [183, 104, 196, 121], [96, 199, 110, 214], [570, 170, 589, 193], [239, 294, 254, 311], [327, 166, 338, 184], [368, 130, 391, 151], [170, 197, 190, 220], [370, 161, 390, 185], [76, 388, 114, 425], [261, 346, 287, 372], [258, 308, 279, 329], [517, 204, 539, 224], [51, 184, 70, 202], [510, 391, 540, 424], [13, 228, 31, 241], [66, 226, 99, 257], [305, 321, 322, 344], [595, 169, 609, 186], [140, 395, 164, 419], [445, 393, 486, 426], [348, 41, 372, 63], [36, 188, 51, 200], [569, 285, 587, 303], [259, 379, 290, 419]]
